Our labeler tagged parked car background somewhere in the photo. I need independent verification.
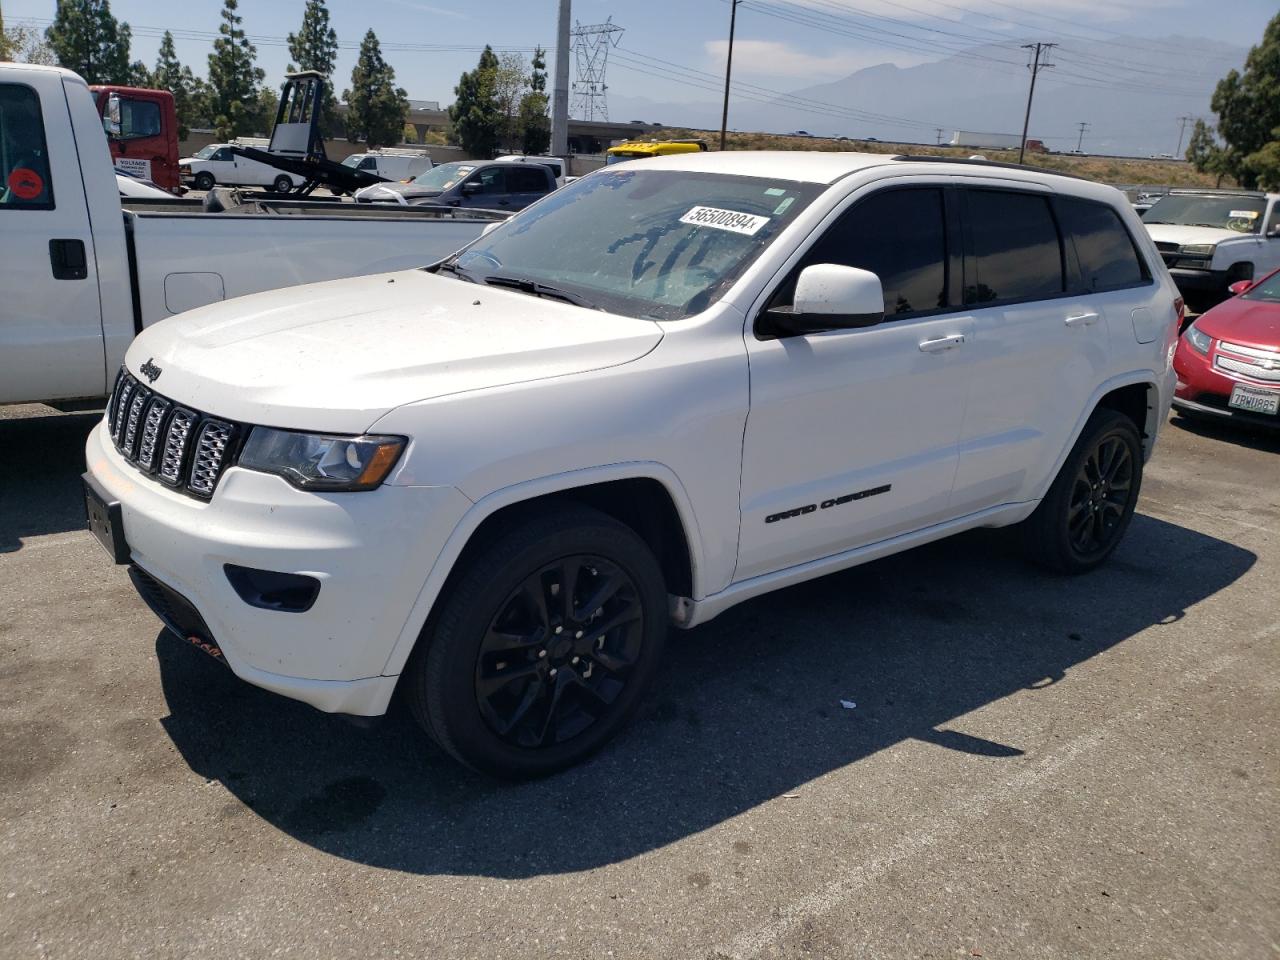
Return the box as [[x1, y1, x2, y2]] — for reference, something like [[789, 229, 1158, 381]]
[[179, 142, 304, 193], [1172, 266, 1280, 427], [354, 159, 556, 210], [341, 149, 432, 182], [494, 154, 567, 186]]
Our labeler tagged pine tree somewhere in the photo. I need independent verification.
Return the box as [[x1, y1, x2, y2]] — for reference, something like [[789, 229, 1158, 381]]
[[45, 0, 135, 84], [449, 46, 501, 159], [342, 30, 409, 148], [287, 0, 340, 137], [207, 0, 265, 140], [519, 46, 550, 156], [151, 31, 201, 138]]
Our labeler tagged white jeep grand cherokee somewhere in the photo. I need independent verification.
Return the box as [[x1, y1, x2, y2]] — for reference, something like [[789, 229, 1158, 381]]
[[85, 151, 1180, 778]]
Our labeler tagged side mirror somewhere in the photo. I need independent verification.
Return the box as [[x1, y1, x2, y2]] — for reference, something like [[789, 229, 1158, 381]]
[[765, 264, 885, 336], [1228, 280, 1252, 296], [103, 93, 122, 138], [460, 181, 482, 195], [481, 220, 502, 237]]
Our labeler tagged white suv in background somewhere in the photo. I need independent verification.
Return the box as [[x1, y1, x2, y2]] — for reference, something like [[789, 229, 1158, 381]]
[[85, 152, 1179, 778]]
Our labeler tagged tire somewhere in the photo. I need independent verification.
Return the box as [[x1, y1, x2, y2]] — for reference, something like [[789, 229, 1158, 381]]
[[405, 504, 668, 779], [1020, 408, 1144, 574], [193, 171, 215, 192], [272, 174, 294, 194]]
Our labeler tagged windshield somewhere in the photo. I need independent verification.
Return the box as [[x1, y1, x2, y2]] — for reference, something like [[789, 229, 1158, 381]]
[[1142, 195, 1266, 233], [192, 145, 220, 160], [341, 154, 364, 168], [411, 162, 476, 189], [448, 168, 824, 320], [1242, 271, 1280, 303]]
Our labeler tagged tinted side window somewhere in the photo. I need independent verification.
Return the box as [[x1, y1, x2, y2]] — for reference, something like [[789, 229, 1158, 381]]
[[508, 166, 548, 192], [1057, 197, 1148, 291], [470, 167, 506, 193], [358, 157, 378, 171], [777, 188, 948, 318], [964, 190, 1063, 304], [212, 148, 233, 162], [0, 83, 54, 210]]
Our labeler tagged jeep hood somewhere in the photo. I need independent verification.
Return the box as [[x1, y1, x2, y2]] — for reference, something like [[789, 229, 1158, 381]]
[[1143, 223, 1251, 247], [123, 270, 663, 433]]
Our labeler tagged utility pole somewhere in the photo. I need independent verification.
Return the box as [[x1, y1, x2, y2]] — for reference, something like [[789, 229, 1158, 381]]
[[1018, 41, 1056, 165], [1075, 121, 1090, 153], [551, 0, 571, 159], [935, 127, 944, 146], [1174, 114, 1194, 157], [718, 0, 739, 152]]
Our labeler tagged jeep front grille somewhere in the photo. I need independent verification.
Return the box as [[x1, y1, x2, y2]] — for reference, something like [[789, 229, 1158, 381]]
[[105, 367, 244, 500]]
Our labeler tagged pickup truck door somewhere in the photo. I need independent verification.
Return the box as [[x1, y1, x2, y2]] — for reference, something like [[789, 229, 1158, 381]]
[[0, 78, 106, 403], [736, 185, 973, 582], [460, 167, 510, 209]]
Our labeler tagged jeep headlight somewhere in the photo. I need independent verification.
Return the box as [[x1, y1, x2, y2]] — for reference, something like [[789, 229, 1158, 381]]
[[1180, 243, 1215, 256], [1184, 322, 1213, 355], [238, 428, 405, 491]]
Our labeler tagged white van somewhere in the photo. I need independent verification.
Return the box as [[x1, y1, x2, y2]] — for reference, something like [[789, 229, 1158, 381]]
[[342, 150, 433, 182], [179, 142, 305, 193]]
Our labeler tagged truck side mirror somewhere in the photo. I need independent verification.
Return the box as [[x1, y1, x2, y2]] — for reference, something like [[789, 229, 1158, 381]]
[[103, 93, 122, 138], [1228, 280, 1252, 296], [763, 264, 886, 336]]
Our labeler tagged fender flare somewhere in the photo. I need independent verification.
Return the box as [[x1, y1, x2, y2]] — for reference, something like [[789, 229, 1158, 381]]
[[378, 461, 707, 678]]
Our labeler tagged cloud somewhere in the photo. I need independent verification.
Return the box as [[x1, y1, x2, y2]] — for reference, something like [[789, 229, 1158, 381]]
[[703, 39, 924, 79], [780, 0, 1180, 28], [383, 0, 466, 18]]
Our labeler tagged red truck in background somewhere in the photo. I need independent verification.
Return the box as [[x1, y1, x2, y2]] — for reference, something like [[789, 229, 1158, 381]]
[[89, 85, 181, 193]]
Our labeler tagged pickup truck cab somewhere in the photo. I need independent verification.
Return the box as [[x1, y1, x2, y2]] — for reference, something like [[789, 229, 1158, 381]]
[[180, 141, 305, 193], [0, 64, 504, 408], [1142, 189, 1280, 307], [354, 159, 557, 210], [86, 152, 1180, 778], [91, 85, 181, 193]]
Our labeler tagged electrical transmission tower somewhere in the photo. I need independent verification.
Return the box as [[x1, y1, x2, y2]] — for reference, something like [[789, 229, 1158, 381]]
[[571, 17, 624, 122]]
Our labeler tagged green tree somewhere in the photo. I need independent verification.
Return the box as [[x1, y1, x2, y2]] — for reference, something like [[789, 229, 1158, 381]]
[[493, 51, 528, 152], [206, 0, 265, 140], [3, 16, 58, 65], [519, 46, 550, 156], [1186, 118, 1229, 186], [150, 31, 200, 138], [45, 0, 135, 84], [1206, 11, 1280, 190], [449, 45, 501, 159], [286, 0, 340, 137], [342, 29, 409, 148]]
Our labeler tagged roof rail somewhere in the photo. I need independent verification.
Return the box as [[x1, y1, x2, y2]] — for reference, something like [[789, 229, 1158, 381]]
[[1168, 187, 1266, 197], [889, 154, 1090, 181]]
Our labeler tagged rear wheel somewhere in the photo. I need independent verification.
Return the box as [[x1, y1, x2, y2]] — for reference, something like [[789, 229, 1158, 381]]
[[1020, 408, 1144, 574], [272, 174, 294, 194], [193, 171, 215, 191], [405, 505, 667, 779]]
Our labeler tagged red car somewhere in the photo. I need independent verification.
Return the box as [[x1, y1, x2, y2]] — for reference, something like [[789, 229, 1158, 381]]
[[1172, 267, 1280, 427]]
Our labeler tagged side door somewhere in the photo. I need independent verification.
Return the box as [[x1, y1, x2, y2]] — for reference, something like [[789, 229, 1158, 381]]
[[1260, 200, 1280, 277], [736, 185, 975, 582], [112, 94, 169, 187], [206, 146, 235, 183], [459, 166, 508, 208], [947, 186, 1114, 515], [0, 80, 105, 404]]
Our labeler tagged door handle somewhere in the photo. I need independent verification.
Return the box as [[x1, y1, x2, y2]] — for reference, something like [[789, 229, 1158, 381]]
[[49, 239, 87, 280], [918, 333, 965, 353], [1064, 311, 1100, 327]]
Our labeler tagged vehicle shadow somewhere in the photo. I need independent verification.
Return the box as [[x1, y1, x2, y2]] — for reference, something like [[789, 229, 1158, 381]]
[[0, 409, 100, 553], [155, 512, 1255, 878], [1169, 411, 1280, 454]]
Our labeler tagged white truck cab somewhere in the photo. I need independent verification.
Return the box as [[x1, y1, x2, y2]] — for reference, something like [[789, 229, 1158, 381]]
[[85, 152, 1180, 778], [1142, 189, 1280, 307]]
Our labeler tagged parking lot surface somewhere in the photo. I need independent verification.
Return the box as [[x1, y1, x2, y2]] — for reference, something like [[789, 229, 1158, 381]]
[[1, 403, 1277, 959]]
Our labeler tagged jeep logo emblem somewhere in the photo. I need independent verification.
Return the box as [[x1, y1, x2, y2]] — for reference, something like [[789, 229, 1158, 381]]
[[139, 358, 163, 383]]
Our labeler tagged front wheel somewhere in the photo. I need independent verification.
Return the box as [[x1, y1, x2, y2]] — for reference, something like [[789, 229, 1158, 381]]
[[272, 174, 294, 194], [193, 171, 215, 191], [405, 505, 668, 779], [1020, 408, 1144, 574]]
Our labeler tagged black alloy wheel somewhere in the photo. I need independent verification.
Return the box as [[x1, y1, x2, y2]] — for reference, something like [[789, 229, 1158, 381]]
[[405, 504, 667, 778], [1021, 408, 1144, 574], [475, 555, 643, 748], [1066, 434, 1134, 557]]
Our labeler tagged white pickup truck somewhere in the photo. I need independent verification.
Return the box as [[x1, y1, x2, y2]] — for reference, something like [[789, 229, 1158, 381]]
[[86, 151, 1179, 778], [0, 64, 499, 408]]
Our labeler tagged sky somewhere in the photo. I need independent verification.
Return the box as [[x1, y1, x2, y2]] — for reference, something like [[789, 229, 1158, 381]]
[[4, 0, 1276, 135]]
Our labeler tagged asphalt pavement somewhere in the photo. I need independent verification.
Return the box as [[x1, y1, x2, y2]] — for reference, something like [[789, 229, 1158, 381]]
[[1, 402, 1277, 959]]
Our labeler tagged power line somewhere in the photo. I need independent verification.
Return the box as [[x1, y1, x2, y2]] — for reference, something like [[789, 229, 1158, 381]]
[[1018, 42, 1055, 164]]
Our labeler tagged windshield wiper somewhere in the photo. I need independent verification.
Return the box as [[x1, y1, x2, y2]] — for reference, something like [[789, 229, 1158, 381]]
[[481, 274, 599, 310], [433, 259, 476, 282]]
